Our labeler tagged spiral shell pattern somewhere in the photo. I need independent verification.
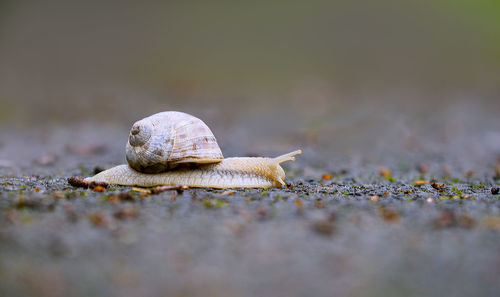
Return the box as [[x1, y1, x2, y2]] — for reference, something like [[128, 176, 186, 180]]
[[125, 111, 223, 173]]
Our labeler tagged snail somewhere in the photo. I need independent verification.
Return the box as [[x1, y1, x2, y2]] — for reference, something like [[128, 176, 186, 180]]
[[84, 111, 301, 188]]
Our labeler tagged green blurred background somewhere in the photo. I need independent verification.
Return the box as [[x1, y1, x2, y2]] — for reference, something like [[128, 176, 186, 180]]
[[0, 0, 499, 157]]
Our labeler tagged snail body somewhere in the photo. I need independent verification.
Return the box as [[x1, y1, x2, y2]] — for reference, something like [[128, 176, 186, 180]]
[[83, 111, 301, 188], [85, 151, 301, 188]]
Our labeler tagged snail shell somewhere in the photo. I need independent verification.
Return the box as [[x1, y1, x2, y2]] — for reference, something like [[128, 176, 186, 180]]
[[125, 111, 223, 173], [80, 111, 301, 188]]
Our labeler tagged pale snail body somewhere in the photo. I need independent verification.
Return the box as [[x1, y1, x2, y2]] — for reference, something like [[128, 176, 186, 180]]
[[85, 151, 301, 188], [84, 111, 301, 188]]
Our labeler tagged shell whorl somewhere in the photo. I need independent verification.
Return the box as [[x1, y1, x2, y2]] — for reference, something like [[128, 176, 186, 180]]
[[125, 111, 223, 173]]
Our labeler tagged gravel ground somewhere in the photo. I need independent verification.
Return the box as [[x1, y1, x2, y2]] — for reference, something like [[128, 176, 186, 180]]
[[1, 123, 500, 297]]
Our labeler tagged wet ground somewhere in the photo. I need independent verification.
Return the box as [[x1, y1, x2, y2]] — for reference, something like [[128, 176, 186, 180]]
[[1, 119, 500, 297]]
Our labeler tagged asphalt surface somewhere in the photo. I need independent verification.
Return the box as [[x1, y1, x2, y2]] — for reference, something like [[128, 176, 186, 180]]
[[1, 124, 500, 297]]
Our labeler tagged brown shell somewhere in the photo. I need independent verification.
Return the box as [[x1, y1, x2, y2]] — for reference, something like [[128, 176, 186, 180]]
[[125, 111, 223, 173]]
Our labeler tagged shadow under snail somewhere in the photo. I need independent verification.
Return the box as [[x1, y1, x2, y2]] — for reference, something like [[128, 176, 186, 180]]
[[84, 111, 301, 188]]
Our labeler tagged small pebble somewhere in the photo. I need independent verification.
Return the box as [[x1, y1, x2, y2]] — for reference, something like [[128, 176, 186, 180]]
[[93, 185, 106, 192], [114, 206, 138, 220], [312, 219, 336, 236], [414, 180, 429, 186]]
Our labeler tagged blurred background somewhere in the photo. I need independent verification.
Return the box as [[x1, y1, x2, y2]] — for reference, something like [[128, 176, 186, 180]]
[[2, 3, 500, 297], [1, 0, 499, 166]]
